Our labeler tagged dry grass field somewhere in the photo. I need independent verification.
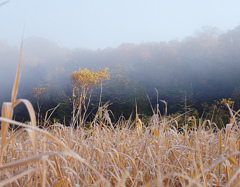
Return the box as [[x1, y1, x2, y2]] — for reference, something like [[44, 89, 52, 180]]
[[1, 115, 240, 187], [1, 41, 240, 187]]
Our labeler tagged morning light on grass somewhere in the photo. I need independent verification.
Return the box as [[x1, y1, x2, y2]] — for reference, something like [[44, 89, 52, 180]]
[[2, 1, 240, 186], [1, 41, 240, 187]]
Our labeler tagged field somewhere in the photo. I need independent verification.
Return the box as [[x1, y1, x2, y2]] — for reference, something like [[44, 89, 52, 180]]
[[1, 108, 240, 186], [1, 43, 240, 187]]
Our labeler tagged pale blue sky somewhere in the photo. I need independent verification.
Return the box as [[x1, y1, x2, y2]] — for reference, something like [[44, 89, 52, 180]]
[[0, 0, 239, 49]]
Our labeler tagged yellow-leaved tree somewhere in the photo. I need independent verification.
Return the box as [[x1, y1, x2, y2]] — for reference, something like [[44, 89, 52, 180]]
[[70, 68, 110, 126]]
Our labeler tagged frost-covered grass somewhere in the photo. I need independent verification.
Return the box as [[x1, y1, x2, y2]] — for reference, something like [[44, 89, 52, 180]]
[[1, 114, 240, 186]]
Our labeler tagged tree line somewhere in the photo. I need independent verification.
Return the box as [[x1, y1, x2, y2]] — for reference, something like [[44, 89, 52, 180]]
[[1, 25, 240, 127]]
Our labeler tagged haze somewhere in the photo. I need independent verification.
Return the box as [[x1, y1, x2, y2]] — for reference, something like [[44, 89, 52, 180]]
[[0, 0, 240, 49]]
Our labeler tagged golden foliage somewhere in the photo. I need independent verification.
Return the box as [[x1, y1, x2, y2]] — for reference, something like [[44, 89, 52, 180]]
[[70, 68, 110, 125], [33, 84, 49, 98], [219, 98, 233, 107], [70, 68, 110, 91]]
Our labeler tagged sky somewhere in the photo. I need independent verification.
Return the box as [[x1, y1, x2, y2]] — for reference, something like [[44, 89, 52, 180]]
[[0, 0, 240, 50]]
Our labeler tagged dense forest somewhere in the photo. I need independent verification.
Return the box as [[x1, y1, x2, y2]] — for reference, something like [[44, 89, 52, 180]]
[[1, 25, 240, 127]]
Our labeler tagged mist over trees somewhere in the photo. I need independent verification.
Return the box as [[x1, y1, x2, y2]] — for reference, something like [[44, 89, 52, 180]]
[[1, 25, 240, 125]]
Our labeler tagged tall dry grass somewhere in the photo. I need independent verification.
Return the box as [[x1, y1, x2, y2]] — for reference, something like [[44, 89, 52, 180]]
[[1, 41, 240, 186]]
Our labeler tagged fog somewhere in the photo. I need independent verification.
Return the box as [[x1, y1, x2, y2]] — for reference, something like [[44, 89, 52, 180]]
[[1, 25, 240, 124], [0, 0, 240, 49], [1, 1, 240, 123]]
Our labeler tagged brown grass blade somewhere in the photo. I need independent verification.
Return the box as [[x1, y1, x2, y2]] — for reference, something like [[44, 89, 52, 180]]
[[227, 157, 238, 167], [0, 117, 70, 151], [4, 128, 25, 146], [13, 99, 37, 153], [54, 156, 64, 181], [46, 159, 58, 178], [1, 102, 12, 144], [219, 129, 222, 156], [0, 102, 13, 165], [116, 171, 128, 187], [13, 99, 36, 127], [225, 167, 240, 187], [11, 35, 24, 103], [0, 152, 60, 171], [142, 178, 158, 187], [0, 168, 36, 186], [225, 160, 231, 182], [226, 123, 232, 142]]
